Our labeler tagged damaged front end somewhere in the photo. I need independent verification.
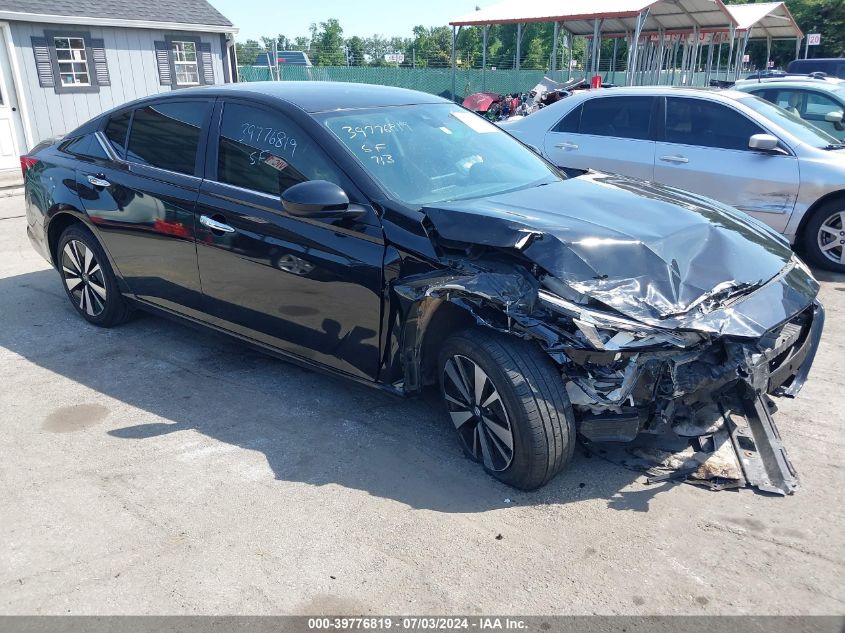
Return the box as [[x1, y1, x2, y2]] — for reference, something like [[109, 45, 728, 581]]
[[393, 174, 825, 495], [539, 284, 824, 495]]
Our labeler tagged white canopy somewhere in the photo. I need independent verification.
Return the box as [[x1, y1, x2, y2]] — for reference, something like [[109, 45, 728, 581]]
[[449, 0, 737, 36], [725, 2, 802, 39]]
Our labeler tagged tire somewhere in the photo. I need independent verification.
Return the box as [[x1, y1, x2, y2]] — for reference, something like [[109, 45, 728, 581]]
[[800, 200, 845, 273], [437, 328, 576, 490], [56, 223, 132, 327]]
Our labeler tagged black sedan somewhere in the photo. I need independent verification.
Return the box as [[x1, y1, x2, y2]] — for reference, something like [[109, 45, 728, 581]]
[[22, 82, 824, 492]]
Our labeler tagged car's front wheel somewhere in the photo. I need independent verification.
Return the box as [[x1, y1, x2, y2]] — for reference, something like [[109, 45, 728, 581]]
[[438, 328, 575, 490], [57, 223, 132, 327], [801, 200, 845, 272]]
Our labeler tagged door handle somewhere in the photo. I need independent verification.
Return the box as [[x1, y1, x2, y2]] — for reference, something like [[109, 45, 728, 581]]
[[200, 214, 235, 234], [86, 174, 111, 188], [555, 141, 579, 150], [659, 155, 689, 164]]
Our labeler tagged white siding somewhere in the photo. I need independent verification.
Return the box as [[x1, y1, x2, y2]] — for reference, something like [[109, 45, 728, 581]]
[[9, 21, 228, 144]]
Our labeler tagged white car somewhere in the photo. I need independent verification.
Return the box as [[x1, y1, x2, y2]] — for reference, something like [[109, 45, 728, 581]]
[[502, 86, 845, 272]]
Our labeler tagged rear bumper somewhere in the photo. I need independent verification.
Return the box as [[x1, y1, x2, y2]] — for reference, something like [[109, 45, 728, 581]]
[[26, 222, 52, 267]]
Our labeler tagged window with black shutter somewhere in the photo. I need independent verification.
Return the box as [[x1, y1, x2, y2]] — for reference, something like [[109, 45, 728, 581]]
[[153, 35, 215, 89], [30, 30, 109, 94]]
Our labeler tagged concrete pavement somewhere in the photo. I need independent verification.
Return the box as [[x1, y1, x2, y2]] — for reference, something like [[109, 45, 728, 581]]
[[1, 193, 843, 615]]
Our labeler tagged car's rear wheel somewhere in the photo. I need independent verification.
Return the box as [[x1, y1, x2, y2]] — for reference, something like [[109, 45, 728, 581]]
[[57, 224, 132, 327], [438, 328, 575, 490], [801, 200, 845, 272]]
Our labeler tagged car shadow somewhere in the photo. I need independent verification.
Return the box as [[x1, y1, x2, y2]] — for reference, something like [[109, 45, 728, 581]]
[[2, 269, 689, 513]]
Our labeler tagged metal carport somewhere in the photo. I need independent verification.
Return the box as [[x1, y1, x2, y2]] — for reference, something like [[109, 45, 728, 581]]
[[448, 0, 738, 94]]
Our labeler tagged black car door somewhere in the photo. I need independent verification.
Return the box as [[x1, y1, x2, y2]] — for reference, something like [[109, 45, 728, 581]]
[[195, 99, 386, 381], [76, 99, 214, 315]]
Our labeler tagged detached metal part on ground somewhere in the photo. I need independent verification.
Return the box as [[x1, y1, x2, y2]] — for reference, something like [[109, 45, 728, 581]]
[[393, 173, 824, 495]]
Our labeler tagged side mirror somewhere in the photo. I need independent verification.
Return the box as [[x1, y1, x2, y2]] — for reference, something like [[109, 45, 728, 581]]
[[281, 180, 358, 219], [825, 110, 844, 123], [748, 133, 780, 152]]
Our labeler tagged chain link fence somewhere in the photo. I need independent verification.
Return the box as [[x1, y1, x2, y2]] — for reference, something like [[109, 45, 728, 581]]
[[238, 65, 564, 100], [237, 63, 727, 100]]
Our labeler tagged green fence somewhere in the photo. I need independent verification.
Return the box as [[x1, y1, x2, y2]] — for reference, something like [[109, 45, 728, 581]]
[[236, 64, 721, 98], [237, 65, 561, 100]]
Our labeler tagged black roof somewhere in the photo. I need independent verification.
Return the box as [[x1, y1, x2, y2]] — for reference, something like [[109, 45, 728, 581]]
[[176, 81, 451, 113], [0, 0, 232, 27]]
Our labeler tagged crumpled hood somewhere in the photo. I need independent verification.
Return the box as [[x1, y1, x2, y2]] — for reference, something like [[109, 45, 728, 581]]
[[422, 172, 818, 336]]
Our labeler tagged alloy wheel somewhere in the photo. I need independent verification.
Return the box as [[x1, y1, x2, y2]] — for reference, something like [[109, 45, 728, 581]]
[[817, 211, 845, 265], [442, 354, 514, 472], [61, 239, 107, 317]]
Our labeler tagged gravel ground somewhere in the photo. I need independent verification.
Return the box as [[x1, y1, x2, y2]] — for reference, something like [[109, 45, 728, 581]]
[[0, 194, 843, 615]]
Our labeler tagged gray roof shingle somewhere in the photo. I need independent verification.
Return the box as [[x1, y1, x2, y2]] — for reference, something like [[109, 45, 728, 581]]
[[0, 0, 233, 27]]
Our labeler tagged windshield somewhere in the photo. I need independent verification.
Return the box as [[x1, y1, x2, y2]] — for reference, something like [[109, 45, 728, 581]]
[[317, 104, 561, 206], [738, 95, 843, 148]]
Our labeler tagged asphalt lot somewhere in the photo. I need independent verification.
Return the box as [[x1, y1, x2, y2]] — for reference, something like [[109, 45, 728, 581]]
[[0, 192, 843, 615]]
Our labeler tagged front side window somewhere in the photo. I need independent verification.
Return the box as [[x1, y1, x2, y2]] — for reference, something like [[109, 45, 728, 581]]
[[804, 91, 842, 117], [738, 95, 841, 149], [665, 98, 764, 151], [54, 37, 89, 86], [217, 102, 343, 197], [579, 97, 655, 140], [171, 41, 199, 86], [126, 101, 211, 174]]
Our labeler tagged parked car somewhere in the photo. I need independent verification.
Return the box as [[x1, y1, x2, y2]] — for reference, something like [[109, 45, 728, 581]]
[[254, 51, 312, 66], [502, 86, 845, 272], [743, 70, 787, 80], [786, 58, 845, 79], [22, 83, 823, 493], [734, 78, 845, 140]]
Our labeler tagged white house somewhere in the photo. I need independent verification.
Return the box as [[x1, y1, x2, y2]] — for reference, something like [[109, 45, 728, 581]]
[[0, 0, 238, 174]]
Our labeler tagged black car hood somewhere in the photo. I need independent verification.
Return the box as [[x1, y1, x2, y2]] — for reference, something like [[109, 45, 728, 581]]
[[422, 173, 818, 336]]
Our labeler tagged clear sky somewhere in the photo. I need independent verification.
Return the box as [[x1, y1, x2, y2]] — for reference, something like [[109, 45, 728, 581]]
[[211, 0, 482, 42]]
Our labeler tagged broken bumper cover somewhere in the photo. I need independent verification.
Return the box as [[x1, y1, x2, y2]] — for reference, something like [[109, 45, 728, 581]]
[[574, 300, 824, 495]]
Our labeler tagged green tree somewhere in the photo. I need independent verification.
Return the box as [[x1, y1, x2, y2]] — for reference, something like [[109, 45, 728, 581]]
[[310, 19, 346, 65], [345, 36, 366, 66], [235, 39, 264, 65], [260, 34, 292, 52]]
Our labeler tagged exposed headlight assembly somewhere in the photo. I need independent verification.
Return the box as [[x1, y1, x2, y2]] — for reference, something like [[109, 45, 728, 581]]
[[538, 290, 703, 351]]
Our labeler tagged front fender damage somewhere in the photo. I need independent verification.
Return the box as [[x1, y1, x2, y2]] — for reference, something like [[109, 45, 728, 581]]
[[391, 243, 823, 496]]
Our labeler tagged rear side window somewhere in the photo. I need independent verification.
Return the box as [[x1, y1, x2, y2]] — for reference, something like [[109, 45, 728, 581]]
[[62, 134, 109, 160], [126, 101, 211, 175], [553, 103, 582, 133], [767, 89, 803, 112], [577, 97, 654, 140], [216, 102, 343, 197], [665, 98, 764, 151], [104, 111, 130, 158]]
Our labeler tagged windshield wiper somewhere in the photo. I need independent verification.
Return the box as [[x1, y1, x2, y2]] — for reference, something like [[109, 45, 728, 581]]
[[824, 144, 845, 150]]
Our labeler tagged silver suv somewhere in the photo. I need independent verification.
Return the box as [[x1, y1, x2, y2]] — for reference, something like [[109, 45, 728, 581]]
[[503, 87, 845, 272]]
